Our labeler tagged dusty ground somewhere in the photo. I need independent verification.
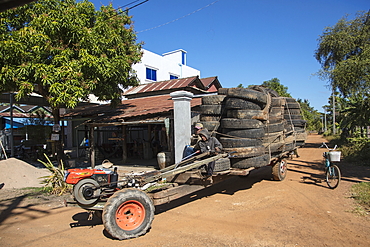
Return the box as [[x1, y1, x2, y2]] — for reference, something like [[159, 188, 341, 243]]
[[0, 134, 369, 247]]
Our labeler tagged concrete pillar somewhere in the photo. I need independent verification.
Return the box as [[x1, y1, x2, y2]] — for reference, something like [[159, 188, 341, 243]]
[[170, 91, 193, 163]]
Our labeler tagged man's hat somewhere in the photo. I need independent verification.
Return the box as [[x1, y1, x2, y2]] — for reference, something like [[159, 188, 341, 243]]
[[194, 123, 203, 129]]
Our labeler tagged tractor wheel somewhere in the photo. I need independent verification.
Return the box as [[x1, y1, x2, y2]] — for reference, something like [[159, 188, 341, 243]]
[[272, 159, 287, 181], [103, 188, 154, 240], [73, 178, 101, 206]]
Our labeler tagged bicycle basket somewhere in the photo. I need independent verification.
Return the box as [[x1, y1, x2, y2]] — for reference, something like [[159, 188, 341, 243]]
[[328, 151, 341, 162]]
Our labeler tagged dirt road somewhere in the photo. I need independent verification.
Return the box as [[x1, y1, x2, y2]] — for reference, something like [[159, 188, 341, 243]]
[[1, 134, 369, 247]]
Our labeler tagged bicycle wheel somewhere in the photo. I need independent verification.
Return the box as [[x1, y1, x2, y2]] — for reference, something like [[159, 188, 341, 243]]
[[326, 165, 341, 189]]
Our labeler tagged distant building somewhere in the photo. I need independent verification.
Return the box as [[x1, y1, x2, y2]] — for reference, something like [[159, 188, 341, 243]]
[[133, 49, 200, 84]]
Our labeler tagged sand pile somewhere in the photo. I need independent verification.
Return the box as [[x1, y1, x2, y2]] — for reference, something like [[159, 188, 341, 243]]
[[0, 158, 51, 189]]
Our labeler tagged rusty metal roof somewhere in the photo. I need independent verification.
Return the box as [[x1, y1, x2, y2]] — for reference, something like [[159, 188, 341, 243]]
[[124, 76, 205, 96], [200, 76, 221, 92], [64, 94, 202, 123]]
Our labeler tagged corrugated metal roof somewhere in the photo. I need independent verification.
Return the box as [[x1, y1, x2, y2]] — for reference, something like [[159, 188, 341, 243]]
[[124, 76, 203, 96], [64, 94, 202, 123]]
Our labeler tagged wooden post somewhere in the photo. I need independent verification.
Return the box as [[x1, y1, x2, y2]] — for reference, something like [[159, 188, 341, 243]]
[[89, 126, 95, 168], [122, 125, 127, 163]]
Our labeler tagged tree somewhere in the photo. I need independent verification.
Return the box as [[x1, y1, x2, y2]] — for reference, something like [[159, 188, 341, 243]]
[[315, 11, 370, 97], [297, 99, 322, 132], [261, 78, 291, 97], [0, 0, 142, 165]]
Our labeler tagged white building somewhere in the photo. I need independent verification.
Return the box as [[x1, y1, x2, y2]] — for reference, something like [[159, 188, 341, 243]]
[[133, 49, 200, 84]]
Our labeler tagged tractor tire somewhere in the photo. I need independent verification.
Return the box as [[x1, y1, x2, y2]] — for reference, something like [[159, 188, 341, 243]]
[[201, 121, 220, 132], [103, 188, 154, 240], [272, 159, 288, 181], [264, 122, 284, 133], [73, 178, 101, 207]]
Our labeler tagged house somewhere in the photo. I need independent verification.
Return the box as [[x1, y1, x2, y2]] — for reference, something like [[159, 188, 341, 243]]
[[133, 49, 200, 84], [63, 76, 222, 166]]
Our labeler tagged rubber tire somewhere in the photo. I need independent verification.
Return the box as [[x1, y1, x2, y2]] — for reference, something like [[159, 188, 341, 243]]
[[103, 188, 154, 240], [226, 109, 264, 119], [220, 137, 262, 148], [272, 159, 287, 181], [284, 109, 301, 115], [200, 115, 220, 122], [225, 146, 265, 158], [264, 122, 284, 133], [223, 128, 265, 139], [230, 154, 270, 168], [221, 118, 264, 129], [224, 97, 262, 110], [201, 121, 220, 132], [73, 178, 101, 206], [284, 114, 303, 120], [215, 157, 231, 172], [202, 95, 226, 105], [200, 105, 222, 115], [218, 88, 268, 105], [286, 102, 300, 109], [326, 165, 341, 189], [271, 97, 285, 107]]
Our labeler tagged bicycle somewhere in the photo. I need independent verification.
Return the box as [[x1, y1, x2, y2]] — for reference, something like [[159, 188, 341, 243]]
[[320, 142, 341, 189]]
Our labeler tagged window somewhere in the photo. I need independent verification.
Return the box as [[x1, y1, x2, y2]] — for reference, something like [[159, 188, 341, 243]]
[[170, 75, 178, 80], [146, 68, 157, 81]]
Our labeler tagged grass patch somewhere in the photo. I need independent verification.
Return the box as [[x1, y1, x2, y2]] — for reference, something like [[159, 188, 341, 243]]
[[351, 182, 370, 214]]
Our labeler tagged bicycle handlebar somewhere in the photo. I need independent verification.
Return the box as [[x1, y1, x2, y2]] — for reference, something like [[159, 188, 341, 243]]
[[320, 142, 337, 151]]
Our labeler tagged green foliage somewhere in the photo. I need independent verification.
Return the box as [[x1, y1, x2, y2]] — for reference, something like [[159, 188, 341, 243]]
[[39, 154, 72, 195], [297, 99, 322, 131], [0, 0, 142, 109], [351, 182, 370, 213], [261, 78, 291, 97], [315, 11, 370, 97]]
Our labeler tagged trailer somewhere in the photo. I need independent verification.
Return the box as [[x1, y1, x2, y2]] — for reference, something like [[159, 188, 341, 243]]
[[65, 149, 290, 240]]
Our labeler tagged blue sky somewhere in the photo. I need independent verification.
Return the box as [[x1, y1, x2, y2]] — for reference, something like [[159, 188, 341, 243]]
[[91, 0, 369, 112]]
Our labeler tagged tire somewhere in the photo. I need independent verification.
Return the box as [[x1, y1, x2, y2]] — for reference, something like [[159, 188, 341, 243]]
[[265, 122, 284, 133], [221, 118, 264, 129], [219, 88, 268, 105], [224, 97, 262, 110], [220, 137, 262, 148], [271, 97, 285, 107], [264, 142, 285, 153], [199, 105, 222, 115], [284, 109, 301, 115], [230, 154, 270, 168], [202, 95, 226, 105], [200, 115, 220, 122], [201, 121, 220, 132], [262, 131, 283, 143], [286, 102, 300, 109], [223, 128, 265, 139], [73, 178, 101, 206], [284, 114, 303, 120], [226, 109, 264, 119], [270, 107, 284, 115], [287, 119, 306, 127], [326, 165, 341, 189], [225, 146, 265, 158], [214, 157, 231, 172], [103, 188, 154, 240], [272, 159, 287, 181]]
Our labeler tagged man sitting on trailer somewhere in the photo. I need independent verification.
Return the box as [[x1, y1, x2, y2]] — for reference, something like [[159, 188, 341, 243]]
[[183, 123, 204, 159], [194, 128, 223, 178]]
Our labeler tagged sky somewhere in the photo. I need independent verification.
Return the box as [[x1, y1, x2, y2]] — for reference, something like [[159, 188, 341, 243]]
[[90, 0, 369, 112]]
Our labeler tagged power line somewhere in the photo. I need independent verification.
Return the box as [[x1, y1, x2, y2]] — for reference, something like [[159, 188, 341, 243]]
[[136, 0, 221, 34]]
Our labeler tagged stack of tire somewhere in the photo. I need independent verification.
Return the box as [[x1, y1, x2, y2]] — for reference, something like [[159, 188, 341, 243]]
[[283, 97, 307, 149], [199, 86, 307, 170]]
